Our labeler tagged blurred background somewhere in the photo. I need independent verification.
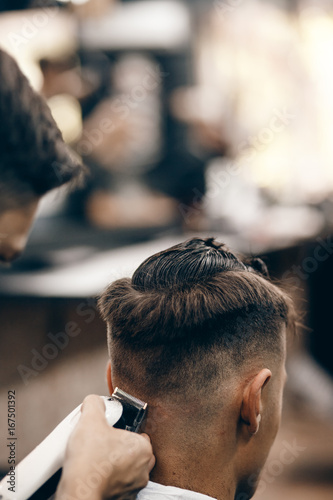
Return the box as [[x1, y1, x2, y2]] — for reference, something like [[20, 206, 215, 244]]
[[0, 0, 333, 498]]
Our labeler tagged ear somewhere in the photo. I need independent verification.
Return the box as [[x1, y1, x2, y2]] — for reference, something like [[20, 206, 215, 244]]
[[106, 360, 114, 396], [240, 368, 271, 435]]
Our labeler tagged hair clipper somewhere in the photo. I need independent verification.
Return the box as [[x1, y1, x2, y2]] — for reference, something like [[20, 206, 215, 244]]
[[0, 388, 147, 500]]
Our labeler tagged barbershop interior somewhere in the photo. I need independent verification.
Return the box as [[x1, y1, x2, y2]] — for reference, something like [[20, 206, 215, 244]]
[[0, 0, 333, 499]]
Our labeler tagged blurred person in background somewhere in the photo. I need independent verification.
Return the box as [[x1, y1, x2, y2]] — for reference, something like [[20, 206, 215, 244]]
[[0, 47, 155, 497], [0, 48, 84, 263]]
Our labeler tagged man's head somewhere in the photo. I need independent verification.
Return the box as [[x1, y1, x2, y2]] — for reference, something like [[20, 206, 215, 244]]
[[98, 238, 295, 499], [0, 49, 85, 262]]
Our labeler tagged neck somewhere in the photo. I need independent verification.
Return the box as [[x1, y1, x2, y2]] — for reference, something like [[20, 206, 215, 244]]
[[150, 455, 236, 500], [146, 408, 237, 500]]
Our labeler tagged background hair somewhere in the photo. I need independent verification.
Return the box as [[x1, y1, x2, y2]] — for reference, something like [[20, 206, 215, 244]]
[[98, 238, 295, 399], [0, 49, 86, 210]]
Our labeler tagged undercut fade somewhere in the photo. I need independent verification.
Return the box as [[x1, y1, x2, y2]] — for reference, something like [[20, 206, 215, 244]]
[[98, 238, 295, 399], [0, 49, 86, 210]]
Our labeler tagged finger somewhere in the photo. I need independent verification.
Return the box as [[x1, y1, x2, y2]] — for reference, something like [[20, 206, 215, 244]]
[[137, 434, 154, 458], [137, 434, 155, 470], [148, 454, 156, 472], [140, 433, 152, 443], [80, 394, 106, 420]]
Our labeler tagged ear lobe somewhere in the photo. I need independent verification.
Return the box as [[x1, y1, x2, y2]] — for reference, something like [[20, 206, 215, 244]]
[[240, 368, 271, 435], [106, 360, 114, 395]]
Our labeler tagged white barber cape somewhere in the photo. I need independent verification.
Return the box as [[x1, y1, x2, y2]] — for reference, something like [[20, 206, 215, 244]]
[[137, 481, 216, 500]]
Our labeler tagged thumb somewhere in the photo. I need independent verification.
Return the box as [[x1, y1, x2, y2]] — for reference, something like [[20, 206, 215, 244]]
[[80, 394, 107, 421]]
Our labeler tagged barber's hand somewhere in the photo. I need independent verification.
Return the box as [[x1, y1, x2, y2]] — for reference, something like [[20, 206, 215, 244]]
[[56, 395, 155, 500]]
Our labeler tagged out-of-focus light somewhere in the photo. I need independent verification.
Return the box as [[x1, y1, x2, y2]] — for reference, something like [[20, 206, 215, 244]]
[[80, 1, 190, 51], [58, 0, 90, 4], [47, 94, 82, 144]]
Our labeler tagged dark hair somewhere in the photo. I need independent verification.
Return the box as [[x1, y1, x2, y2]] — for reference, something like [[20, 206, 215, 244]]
[[0, 49, 86, 210], [98, 238, 295, 399]]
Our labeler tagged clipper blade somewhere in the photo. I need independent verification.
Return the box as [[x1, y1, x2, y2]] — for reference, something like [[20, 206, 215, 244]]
[[111, 387, 147, 432]]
